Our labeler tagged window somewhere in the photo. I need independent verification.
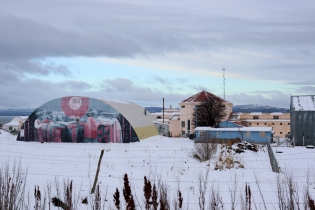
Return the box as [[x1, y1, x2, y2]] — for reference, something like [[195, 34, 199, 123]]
[[181, 105, 185, 108], [245, 132, 251, 137], [259, 132, 266, 138], [199, 131, 205, 138], [157, 116, 161, 119], [280, 132, 282, 134], [288, 123, 290, 125], [272, 123, 274, 125], [9, 126, 12, 130], [288, 132, 291, 134], [257, 123, 259, 125], [249, 123, 251, 125], [264, 123, 267, 125], [280, 123, 282, 125], [253, 116, 259, 119], [181, 121, 185, 128], [187, 120, 190, 131], [181, 131, 185, 136], [273, 116, 279, 119], [217, 132, 221, 136], [228, 132, 232, 135]]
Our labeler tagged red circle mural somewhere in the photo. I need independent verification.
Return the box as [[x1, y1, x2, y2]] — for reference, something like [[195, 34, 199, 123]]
[[61, 96, 89, 117]]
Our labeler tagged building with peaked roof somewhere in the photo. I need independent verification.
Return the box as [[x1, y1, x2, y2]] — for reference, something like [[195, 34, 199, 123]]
[[151, 90, 233, 137], [290, 95, 315, 146], [177, 90, 233, 137], [17, 96, 158, 143], [2, 116, 28, 132]]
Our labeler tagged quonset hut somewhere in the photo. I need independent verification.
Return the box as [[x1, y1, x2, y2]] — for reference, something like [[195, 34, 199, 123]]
[[290, 95, 315, 146], [17, 96, 158, 143]]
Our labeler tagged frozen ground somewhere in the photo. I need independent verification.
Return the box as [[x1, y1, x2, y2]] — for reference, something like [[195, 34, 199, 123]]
[[0, 129, 314, 209]]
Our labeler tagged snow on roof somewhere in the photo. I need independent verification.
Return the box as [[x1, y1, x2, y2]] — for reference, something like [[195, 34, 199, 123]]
[[249, 112, 263, 115], [4, 121, 20, 126], [247, 119, 290, 122], [292, 95, 315, 111], [195, 126, 273, 132], [182, 90, 226, 103], [155, 119, 170, 123], [270, 112, 283, 115], [19, 116, 28, 119], [170, 115, 180, 120]]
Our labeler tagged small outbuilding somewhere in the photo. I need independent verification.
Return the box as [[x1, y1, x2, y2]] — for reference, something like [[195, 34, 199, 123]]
[[290, 95, 315, 146], [195, 120, 273, 143], [3, 121, 19, 131], [2, 116, 28, 132]]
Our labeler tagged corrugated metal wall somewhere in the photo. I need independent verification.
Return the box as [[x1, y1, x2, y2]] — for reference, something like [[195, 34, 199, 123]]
[[292, 111, 315, 146], [290, 95, 315, 146]]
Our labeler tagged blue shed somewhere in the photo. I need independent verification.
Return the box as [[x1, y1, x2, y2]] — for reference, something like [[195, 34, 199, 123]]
[[195, 121, 273, 143]]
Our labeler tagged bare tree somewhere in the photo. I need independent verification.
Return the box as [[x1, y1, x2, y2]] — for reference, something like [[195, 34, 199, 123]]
[[239, 118, 250, 127], [192, 100, 227, 129]]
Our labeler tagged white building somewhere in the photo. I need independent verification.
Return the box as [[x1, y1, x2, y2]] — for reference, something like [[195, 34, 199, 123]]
[[2, 116, 28, 132]]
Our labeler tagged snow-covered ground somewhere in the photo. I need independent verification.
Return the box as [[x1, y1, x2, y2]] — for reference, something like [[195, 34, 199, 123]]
[[0, 129, 314, 209]]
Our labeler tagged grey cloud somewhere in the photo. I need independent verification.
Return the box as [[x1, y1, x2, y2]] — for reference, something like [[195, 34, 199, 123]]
[[177, 78, 188, 83], [102, 78, 135, 93], [227, 91, 291, 108], [154, 77, 169, 85], [0, 0, 314, 108], [0, 73, 293, 109], [57, 81, 92, 91], [188, 85, 210, 92], [296, 86, 315, 93], [0, 0, 314, 84], [99, 78, 190, 106], [0, 70, 20, 86], [0, 76, 92, 108], [251, 90, 280, 94], [0, 1, 314, 59], [286, 81, 315, 85]]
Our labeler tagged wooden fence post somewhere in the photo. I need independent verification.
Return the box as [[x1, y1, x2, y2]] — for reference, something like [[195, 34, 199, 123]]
[[90, 150, 104, 194]]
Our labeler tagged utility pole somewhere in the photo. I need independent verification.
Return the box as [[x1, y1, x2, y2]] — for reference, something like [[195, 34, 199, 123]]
[[195, 105, 198, 128], [163, 98, 164, 124]]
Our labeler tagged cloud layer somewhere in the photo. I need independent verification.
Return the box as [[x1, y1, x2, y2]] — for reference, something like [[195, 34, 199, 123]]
[[0, 0, 314, 108]]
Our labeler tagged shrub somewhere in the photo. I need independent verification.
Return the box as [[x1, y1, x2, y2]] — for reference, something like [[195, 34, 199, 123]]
[[0, 161, 28, 210], [193, 142, 218, 162]]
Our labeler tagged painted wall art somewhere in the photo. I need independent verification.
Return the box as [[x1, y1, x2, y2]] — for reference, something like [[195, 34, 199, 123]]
[[17, 97, 139, 143]]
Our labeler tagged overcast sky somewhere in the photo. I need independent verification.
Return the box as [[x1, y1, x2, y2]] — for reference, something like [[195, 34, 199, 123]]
[[0, 0, 314, 109]]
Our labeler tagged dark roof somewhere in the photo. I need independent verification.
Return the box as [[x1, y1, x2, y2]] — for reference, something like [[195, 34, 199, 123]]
[[182, 90, 226, 103]]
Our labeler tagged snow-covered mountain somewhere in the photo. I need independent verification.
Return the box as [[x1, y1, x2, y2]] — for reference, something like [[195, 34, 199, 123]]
[[0, 108, 35, 116], [233, 104, 289, 113]]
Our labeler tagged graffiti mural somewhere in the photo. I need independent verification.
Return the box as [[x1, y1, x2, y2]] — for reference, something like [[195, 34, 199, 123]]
[[17, 97, 139, 143]]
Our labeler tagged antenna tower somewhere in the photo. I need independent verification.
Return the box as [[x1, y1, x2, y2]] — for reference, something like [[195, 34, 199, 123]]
[[222, 67, 226, 100]]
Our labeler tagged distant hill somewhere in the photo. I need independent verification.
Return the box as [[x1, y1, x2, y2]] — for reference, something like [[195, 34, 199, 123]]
[[0, 108, 35, 116], [145, 105, 290, 113], [233, 104, 289, 113]]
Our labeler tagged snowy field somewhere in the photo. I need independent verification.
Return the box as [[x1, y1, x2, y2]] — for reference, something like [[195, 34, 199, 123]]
[[0, 129, 315, 209]]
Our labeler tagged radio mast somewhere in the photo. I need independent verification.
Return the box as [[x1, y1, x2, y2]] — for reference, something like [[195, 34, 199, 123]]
[[223, 67, 226, 100]]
